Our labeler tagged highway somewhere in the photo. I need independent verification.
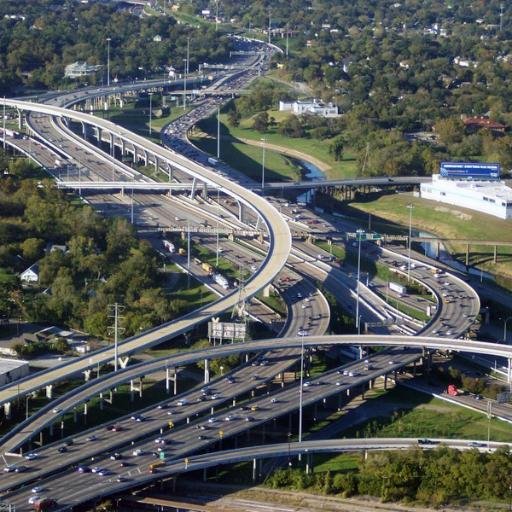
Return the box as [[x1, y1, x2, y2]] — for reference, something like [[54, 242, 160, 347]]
[[0, 35, 496, 512], [2, 437, 509, 511]]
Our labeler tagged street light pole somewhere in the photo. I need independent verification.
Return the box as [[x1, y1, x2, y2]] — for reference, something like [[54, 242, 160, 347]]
[[106, 37, 111, 87], [407, 204, 414, 282], [183, 58, 187, 110], [216, 106, 221, 159], [148, 93, 153, 135], [355, 229, 365, 335], [298, 331, 305, 449], [503, 316, 512, 343], [261, 138, 266, 189]]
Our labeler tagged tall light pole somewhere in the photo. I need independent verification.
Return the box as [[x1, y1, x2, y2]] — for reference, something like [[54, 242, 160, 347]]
[[406, 203, 414, 282], [215, 0, 219, 31], [298, 331, 305, 448], [183, 58, 187, 110], [148, 92, 153, 135], [216, 106, 221, 159], [2, 97, 5, 150], [503, 316, 512, 343], [106, 37, 111, 87], [355, 229, 365, 336], [261, 138, 266, 189]]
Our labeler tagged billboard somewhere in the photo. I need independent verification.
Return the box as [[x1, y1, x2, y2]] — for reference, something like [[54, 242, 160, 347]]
[[208, 321, 246, 342], [440, 162, 500, 180]]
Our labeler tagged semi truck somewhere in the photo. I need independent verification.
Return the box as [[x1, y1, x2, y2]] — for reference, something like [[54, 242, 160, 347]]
[[447, 384, 460, 396], [201, 262, 214, 274], [213, 273, 229, 290], [149, 461, 165, 473], [388, 281, 406, 295], [162, 240, 175, 253], [32, 498, 57, 512]]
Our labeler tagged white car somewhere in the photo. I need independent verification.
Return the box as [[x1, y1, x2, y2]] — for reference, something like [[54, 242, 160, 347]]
[[28, 496, 41, 505], [25, 453, 39, 461], [31, 486, 45, 494], [176, 399, 188, 406], [132, 449, 144, 456]]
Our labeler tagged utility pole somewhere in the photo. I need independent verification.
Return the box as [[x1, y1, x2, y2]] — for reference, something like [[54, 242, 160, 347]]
[[500, 3, 504, 32], [187, 220, 191, 288], [407, 204, 414, 282], [106, 37, 111, 87], [108, 303, 125, 372], [148, 92, 153, 135], [286, 25, 289, 58], [268, 9, 271, 45], [216, 106, 221, 159], [355, 229, 365, 336], [261, 138, 266, 189], [2, 97, 5, 150]]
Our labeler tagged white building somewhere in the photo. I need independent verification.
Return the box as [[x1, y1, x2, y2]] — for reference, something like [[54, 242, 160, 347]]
[[279, 99, 339, 117], [64, 61, 102, 79], [0, 358, 29, 386], [20, 263, 39, 283], [420, 174, 512, 219]]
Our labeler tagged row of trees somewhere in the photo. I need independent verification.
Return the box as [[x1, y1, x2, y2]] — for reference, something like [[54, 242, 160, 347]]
[[0, 0, 232, 94], [267, 446, 512, 507], [0, 155, 189, 339]]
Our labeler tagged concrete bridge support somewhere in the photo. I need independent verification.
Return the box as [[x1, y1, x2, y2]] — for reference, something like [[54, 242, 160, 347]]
[[166, 367, 179, 395], [45, 385, 53, 399], [3, 402, 11, 420], [204, 358, 210, 384]]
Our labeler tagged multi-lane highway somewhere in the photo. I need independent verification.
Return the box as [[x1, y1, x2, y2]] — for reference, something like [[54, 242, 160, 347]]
[[0, 34, 497, 512]]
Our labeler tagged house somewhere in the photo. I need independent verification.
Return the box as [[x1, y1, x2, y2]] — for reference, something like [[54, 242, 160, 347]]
[[463, 116, 507, 134], [453, 56, 478, 69], [20, 263, 39, 283], [64, 61, 102, 79], [153, 35, 162, 43], [279, 98, 340, 117]]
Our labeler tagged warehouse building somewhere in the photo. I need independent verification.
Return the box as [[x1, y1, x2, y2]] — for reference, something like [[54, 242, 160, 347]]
[[0, 357, 29, 386], [420, 172, 512, 219]]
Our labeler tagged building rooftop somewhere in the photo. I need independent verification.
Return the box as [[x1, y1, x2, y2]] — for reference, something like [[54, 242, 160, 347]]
[[0, 357, 28, 373], [434, 174, 512, 201]]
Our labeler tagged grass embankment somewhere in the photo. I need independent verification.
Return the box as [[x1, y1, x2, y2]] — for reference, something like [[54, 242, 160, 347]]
[[189, 112, 358, 181], [315, 385, 512, 472], [342, 193, 512, 284], [102, 101, 192, 145], [314, 240, 431, 322]]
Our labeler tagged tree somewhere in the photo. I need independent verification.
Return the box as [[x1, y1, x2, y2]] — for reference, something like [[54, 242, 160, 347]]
[[252, 111, 269, 132], [278, 115, 305, 138], [329, 135, 345, 161], [21, 238, 45, 262], [227, 109, 241, 127]]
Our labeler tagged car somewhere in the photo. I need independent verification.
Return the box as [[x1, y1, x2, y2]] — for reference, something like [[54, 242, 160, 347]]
[[224, 415, 234, 421], [98, 469, 110, 476], [110, 453, 122, 460], [468, 441, 484, 448], [3, 465, 16, 473], [226, 376, 235, 383], [116, 476, 128, 482], [14, 465, 28, 473], [176, 399, 188, 406], [270, 398, 277, 404], [196, 395, 206, 402], [157, 403, 169, 410], [154, 438, 167, 445], [131, 414, 146, 422], [91, 466, 102, 473], [207, 417, 217, 423], [388, 360, 395, 365], [197, 435, 206, 440], [210, 393, 219, 400], [244, 416, 253, 422], [31, 486, 45, 494], [132, 449, 144, 456], [77, 466, 91, 473], [64, 439, 74, 446], [335, 381, 342, 386], [52, 408, 61, 414], [342, 369, 349, 376], [85, 435, 97, 442], [57, 446, 68, 453], [250, 405, 259, 411], [303, 381, 311, 387], [25, 453, 39, 461], [474, 394, 483, 400], [28, 495, 41, 505]]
